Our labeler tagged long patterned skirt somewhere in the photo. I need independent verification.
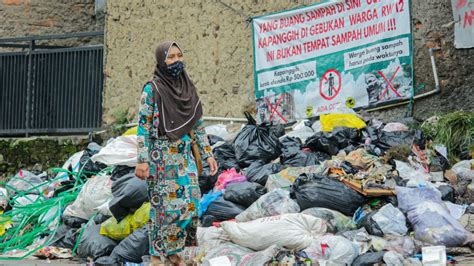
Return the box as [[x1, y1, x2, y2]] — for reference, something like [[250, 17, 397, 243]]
[[146, 135, 201, 257]]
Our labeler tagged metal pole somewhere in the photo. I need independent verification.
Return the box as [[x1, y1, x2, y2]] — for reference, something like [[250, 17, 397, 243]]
[[25, 40, 34, 137]]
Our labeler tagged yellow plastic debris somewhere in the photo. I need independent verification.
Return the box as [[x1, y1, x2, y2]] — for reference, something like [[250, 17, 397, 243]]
[[122, 126, 137, 136], [100, 202, 150, 240], [320, 113, 366, 132]]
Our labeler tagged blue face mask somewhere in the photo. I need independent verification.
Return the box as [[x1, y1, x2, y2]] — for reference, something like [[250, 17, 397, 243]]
[[166, 60, 185, 78]]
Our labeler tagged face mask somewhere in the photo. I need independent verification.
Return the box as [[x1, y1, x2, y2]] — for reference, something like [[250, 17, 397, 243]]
[[166, 60, 185, 78]]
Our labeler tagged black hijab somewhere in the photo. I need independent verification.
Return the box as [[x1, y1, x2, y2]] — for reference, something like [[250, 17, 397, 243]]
[[148, 41, 203, 141]]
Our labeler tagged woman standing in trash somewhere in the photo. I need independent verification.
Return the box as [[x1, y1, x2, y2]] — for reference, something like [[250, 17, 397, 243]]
[[135, 41, 218, 265]]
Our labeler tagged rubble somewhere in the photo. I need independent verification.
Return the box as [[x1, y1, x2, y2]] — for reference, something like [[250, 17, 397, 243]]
[[0, 111, 472, 265]]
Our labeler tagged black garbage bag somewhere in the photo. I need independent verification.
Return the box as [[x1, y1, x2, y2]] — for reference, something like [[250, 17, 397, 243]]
[[430, 155, 450, 172], [291, 173, 366, 216], [199, 159, 218, 195], [352, 251, 386, 266], [358, 212, 384, 237], [223, 182, 267, 207], [376, 130, 416, 150], [201, 215, 217, 227], [280, 137, 329, 167], [204, 198, 246, 221], [109, 172, 148, 222], [213, 142, 240, 171], [50, 224, 78, 249], [111, 227, 149, 263], [77, 224, 118, 260], [304, 127, 359, 155], [208, 134, 224, 146], [233, 113, 282, 167], [244, 160, 284, 186], [438, 185, 455, 202], [79, 142, 107, 177], [94, 213, 112, 224], [62, 215, 87, 228]]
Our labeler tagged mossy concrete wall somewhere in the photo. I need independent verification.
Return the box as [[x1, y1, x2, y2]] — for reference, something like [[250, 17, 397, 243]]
[[103, 0, 473, 125]]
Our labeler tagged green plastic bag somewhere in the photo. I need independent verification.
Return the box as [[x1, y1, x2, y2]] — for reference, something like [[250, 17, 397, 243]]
[[100, 202, 150, 240]]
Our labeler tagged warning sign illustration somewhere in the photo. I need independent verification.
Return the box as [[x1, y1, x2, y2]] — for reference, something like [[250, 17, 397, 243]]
[[320, 69, 341, 100]]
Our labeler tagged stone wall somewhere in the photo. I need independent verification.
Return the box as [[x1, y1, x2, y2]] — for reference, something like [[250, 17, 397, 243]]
[[103, 0, 473, 125], [0, 0, 105, 49]]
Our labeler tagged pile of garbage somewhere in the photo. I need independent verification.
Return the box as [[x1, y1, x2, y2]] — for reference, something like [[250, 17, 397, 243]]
[[0, 111, 472, 265]]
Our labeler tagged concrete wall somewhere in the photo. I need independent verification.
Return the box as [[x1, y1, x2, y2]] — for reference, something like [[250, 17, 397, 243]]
[[102, 0, 472, 124], [0, 0, 105, 48]]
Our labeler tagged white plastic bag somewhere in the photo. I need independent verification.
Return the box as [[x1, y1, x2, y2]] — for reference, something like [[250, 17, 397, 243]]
[[55, 151, 84, 181], [303, 235, 359, 265], [452, 160, 474, 181], [203, 243, 280, 266], [395, 160, 431, 183], [63, 174, 113, 220], [396, 186, 474, 246], [197, 226, 231, 253], [205, 124, 229, 140], [235, 189, 300, 222], [372, 203, 408, 236], [91, 136, 138, 167], [221, 213, 326, 251]]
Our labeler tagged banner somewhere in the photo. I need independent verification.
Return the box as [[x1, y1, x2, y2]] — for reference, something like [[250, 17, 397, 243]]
[[252, 0, 413, 124], [452, 0, 474, 48]]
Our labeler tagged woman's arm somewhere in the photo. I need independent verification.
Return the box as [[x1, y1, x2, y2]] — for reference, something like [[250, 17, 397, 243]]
[[193, 119, 213, 160], [137, 84, 155, 164]]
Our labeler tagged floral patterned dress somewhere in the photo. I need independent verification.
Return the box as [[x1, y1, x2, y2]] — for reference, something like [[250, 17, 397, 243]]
[[137, 83, 213, 257]]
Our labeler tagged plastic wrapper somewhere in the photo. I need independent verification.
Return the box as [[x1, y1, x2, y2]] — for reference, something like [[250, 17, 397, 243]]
[[223, 182, 266, 207], [221, 213, 326, 251], [204, 198, 246, 222], [243, 161, 283, 185], [303, 235, 359, 265], [302, 207, 357, 233], [291, 173, 366, 216], [203, 242, 279, 266], [214, 168, 246, 191], [233, 113, 282, 167], [396, 186, 474, 246], [372, 203, 408, 236], [236, 189, 300, 222]]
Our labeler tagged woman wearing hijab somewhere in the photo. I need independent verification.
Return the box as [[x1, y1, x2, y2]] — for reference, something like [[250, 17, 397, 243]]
[[135, 41, 218, 265]]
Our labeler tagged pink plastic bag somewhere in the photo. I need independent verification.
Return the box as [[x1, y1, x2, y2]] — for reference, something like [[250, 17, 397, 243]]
[[214, 169, 246, 191]]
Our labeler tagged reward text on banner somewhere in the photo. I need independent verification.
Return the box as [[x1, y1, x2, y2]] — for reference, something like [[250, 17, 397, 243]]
[[252, 0, 413, 124]]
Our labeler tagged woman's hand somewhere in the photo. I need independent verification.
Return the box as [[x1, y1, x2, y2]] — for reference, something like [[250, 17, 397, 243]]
[[207, 157, 218, 176], [135, 163, 149, 180]]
